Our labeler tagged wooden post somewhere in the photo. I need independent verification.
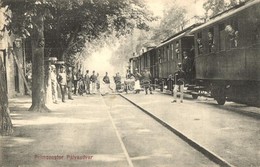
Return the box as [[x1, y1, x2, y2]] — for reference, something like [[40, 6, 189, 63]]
[[10, 49, 31, 95]]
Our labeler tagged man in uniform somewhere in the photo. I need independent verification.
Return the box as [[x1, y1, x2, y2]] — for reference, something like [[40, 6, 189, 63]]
[[172, 63, 185, 103], [142, 68, 153, 95]]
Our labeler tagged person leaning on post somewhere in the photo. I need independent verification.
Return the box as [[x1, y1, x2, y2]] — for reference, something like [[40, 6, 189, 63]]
[[67, 67, 74, 100], [50, 65, 58, 104], [172, 63, 185, 103]]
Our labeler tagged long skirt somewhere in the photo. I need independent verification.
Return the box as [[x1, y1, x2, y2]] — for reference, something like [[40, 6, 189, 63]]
[[101, 83, 111, 95], [134, 80, 141, 90]]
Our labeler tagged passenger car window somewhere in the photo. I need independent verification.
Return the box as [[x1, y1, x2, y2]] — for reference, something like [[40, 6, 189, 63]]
[[197, 32, 203, 54], [219, 24, 226, 51], [175, 41, 180, 59], [225, 22, 239, 48], [208, 28, 215, 53]]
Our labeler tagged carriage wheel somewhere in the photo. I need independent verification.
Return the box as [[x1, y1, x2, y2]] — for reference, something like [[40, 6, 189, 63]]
[[128, 84, 134, 91]]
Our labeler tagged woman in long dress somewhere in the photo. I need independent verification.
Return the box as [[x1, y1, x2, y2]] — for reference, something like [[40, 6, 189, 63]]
[[134, 68, 142, 94]]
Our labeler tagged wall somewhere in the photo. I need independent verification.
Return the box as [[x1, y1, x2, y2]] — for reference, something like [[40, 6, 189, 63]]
[[0, 8, 25, 98]]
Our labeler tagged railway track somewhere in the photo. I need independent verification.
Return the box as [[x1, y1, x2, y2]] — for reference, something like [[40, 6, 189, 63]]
[[117, 94, 235, 167]]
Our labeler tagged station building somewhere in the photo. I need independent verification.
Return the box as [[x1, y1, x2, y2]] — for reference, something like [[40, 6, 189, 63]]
[[0, 8, 27, 98]]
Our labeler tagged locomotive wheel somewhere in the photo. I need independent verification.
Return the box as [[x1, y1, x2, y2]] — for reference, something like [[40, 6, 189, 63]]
[[192, 94, 198, 99]]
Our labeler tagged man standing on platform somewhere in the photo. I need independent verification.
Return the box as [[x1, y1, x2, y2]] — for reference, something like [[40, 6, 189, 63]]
[[84, 70, 90, 94], [142, 68, 153, 95], [102, 72, 110, 95], [72, 69, 79, 95], [114, 72, 122, 92], [172, 63, 185, 103], [90, 70, 97, 94], [58, 65, 67, 103]]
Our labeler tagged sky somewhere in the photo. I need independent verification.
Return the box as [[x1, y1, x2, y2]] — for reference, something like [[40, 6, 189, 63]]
[[145, 0, 205, 18], [83, 0, 206, 77]]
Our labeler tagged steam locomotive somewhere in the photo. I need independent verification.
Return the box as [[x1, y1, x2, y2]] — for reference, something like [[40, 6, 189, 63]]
[[129, 0, 260, 106]]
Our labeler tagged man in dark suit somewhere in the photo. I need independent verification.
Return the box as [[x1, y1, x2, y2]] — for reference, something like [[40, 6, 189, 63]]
[[142, 68, 153, 95], [182, 51, 192, 84]]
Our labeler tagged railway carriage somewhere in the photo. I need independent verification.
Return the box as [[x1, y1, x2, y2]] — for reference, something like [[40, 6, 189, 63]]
[[129, 0, 260, 106], [156, 25, 199, 91], [190, 0, 260, 105]]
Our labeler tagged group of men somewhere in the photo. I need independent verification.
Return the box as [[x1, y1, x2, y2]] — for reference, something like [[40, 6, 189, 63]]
[[74, 70, 116, 96], [50, 66, 105, 103], [48, 59, 189, 104], [50, 65, 72, 103], [73, 70, 100, 95]]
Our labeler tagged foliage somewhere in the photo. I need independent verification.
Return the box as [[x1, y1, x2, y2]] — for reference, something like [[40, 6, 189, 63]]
[[150, 7, 187, 43], [203, 0, 239, 18], [111, 2, 187, 66], [1, 0, 156, 64]]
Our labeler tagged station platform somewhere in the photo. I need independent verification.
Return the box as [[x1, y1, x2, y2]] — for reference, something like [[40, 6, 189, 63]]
[[3, 95, 130, 167], [3, 92, 260, 167], [121, 92, 260, 167]]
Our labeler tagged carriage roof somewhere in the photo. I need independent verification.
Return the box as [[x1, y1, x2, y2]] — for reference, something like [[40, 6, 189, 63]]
[[191, 0, 260, 33]]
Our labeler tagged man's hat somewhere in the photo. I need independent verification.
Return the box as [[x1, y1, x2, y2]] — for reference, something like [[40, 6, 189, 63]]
[[177, 63, 182, 67]]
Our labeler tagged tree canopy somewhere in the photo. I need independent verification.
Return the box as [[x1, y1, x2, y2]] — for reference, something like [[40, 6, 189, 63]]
[[0, 0, 157, 113], [1, 0, 156, 62], [203, 0, 239, 18]]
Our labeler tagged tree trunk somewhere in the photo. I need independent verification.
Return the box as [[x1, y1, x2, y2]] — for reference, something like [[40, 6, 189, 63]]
[[0, 57, 13, 135], [28, 14, 50, 112]]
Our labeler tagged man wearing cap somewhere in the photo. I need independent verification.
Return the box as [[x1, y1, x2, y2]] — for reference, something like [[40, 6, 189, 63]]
[[142, 68, 153, 95], [57, 66, 67, 102], [172, 63, 185, 103]]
